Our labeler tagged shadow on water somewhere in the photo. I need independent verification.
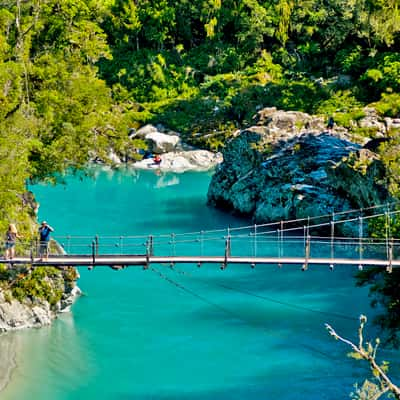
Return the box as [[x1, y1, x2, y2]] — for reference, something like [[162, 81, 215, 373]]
[[114, 369, 364, 400]]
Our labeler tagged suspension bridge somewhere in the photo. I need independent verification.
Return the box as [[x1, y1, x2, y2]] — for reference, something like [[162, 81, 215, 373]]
[[2, 203, 400, 272]]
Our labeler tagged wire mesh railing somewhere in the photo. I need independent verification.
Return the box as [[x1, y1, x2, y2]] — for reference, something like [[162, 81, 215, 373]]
[[1, 202, 399, 269]]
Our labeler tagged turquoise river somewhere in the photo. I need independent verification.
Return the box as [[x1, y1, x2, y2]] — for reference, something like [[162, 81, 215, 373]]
[[1, 167, 397, 399]]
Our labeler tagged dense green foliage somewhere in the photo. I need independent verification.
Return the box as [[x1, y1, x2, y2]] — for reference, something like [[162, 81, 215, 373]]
[[1, 0, 400, 327], [0, 265, 78, 307], [356, 267, 400, 346], [1, 0, 399, 193]]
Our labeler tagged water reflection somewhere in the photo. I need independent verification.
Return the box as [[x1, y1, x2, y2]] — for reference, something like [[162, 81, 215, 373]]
[[155, 173, 180, 188]]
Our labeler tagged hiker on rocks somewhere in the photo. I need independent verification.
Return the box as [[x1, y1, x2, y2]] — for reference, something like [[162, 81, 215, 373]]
[[327, 116, 334, 131]]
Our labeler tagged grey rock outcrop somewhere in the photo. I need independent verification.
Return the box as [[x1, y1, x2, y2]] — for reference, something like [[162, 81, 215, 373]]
[[0, 267, 81, 333], [0, 295, 51, 331], [132, 124, 182, 153], [133, 150, 222, 172], [207, 108, 390, 225]]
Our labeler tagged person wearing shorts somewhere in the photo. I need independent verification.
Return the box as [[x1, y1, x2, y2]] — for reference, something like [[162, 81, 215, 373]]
[[39, 221, 54, 261]]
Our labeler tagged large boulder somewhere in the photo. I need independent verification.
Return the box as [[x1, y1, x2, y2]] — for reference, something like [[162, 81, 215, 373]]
[[0, 294, 52, 331], [145, 131, 180, 153], [253, 107, 326, 135], [131, 124, 181, 153], [207, 108, 390, 226], [133, 150, 222, 173], [358, 107, 387, 135], [0, 267, 80, 333]]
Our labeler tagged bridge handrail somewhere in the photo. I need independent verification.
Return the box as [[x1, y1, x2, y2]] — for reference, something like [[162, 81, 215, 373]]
[[43, 206, 400, 245]]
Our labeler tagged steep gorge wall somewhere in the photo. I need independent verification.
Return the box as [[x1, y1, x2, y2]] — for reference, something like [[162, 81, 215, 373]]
[[207, 108, 390, 224]]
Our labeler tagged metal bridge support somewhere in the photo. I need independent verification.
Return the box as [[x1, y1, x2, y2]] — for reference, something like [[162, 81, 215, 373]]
[[30, 240, 34, 264], [221, 235, 231, 270], [358, 216, 363, 271], [90, 240, 96, 270], [66, 235, 71, 254], [144, 235, 154, 270], [171, 233, 176, 257], [95, 235, 99, 256], [387, 239, 393, 273], [302, 235, 310, 271], [118, 236, 123, 255], [253, 224, 257, 257], [147, 235, 154, 256], [278, 221, 284, 268], [200, 230, 204, 257]]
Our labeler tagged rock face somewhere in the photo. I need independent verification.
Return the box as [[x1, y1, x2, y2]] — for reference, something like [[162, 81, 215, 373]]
[[207, 108, 390, 224], [0, 267, 81, 333], [0, 294, 53, 330]]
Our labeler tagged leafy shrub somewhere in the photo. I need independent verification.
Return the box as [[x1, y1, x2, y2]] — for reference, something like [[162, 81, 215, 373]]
[[316, 90, 363, 115], [371, 93, 400, 118], [316, 90, 366, 128], [335, 46, 364, 74], [0, 264, 9, 280], [360, 53, 400, 101], [11, 267, 64, 307], [351, 126, 380, 138]]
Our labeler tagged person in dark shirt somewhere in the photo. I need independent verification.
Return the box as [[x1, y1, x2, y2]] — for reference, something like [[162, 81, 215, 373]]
[[327, 116, 334, 131], [39, 221, 54, 261]]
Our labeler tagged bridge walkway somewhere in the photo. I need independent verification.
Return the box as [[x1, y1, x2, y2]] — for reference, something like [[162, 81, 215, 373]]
[[1, 202, 400, 271]]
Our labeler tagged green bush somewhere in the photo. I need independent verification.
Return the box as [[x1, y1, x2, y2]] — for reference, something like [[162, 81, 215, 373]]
[[316, 90, 363, 115], [11, 267, 64, 307], [351, 126, 380, 138], [371, 93, 400, 118], [335, 46, 365, 75]]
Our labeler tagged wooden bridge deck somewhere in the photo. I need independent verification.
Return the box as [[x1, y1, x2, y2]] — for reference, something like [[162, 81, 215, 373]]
[[0, 255, 398, 268]]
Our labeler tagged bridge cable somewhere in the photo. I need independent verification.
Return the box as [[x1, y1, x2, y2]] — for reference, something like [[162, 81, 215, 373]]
[[151, 267, 250, 319], [151, 266, 334, 359], [329, 212, 335, 271], [168, 266, 358, 322]]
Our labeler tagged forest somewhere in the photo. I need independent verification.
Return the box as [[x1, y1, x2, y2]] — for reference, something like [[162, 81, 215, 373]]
[[1, 0, 400, 347]]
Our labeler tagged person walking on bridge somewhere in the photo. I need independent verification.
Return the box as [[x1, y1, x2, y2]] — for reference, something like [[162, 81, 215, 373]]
[[39, 221, 54, 261]]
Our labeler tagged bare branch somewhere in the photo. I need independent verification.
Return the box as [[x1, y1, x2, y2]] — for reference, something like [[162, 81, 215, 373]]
[[325, 318, 400, 400]]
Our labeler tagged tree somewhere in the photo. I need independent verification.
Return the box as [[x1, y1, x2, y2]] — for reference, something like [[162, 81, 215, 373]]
[[326, 315, 400, 399]]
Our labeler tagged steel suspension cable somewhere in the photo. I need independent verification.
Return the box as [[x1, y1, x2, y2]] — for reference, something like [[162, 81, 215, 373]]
[[168, 266, 359, 322], [151, 267, 342, 359]]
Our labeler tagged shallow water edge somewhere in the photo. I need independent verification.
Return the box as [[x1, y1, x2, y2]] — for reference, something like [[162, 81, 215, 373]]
[[0, 333, 17, 393]]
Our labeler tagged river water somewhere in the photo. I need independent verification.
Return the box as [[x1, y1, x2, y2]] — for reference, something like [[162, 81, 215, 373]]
[[0, 167, 390, 399]]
